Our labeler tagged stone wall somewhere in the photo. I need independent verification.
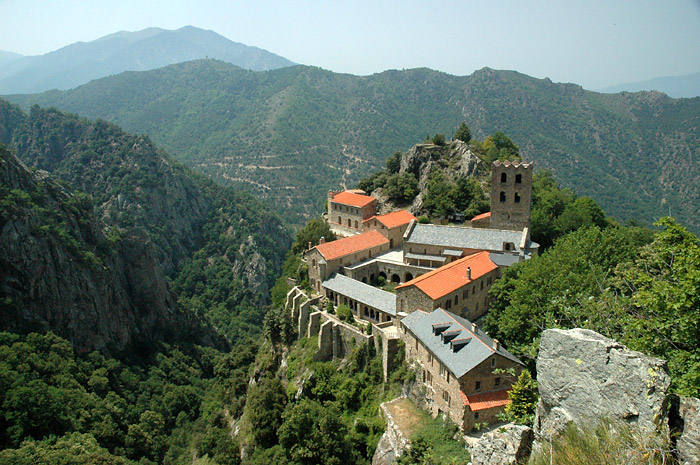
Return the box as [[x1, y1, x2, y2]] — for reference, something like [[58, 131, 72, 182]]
[[490, 161, 533, 231]]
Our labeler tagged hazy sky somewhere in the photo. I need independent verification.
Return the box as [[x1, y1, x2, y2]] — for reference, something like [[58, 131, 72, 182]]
[[1, 0, 699, 89]]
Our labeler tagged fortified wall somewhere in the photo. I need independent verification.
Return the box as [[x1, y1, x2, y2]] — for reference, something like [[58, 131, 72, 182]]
[[286, 286, 400, 380]]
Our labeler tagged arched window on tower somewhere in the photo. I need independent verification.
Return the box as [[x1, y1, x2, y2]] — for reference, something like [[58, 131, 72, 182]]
[[500, 191, 506, 203], [515, 173, 522, 184], [514, 192, 521, 203], [501, 172, 507, 183]]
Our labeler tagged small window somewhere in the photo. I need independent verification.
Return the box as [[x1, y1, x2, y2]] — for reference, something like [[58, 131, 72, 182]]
[[501, 172, 507, 183], [495, 377, 501, 386], [474, 411, 480, 419], [463, 290, 467, 299], [446, 371, 450, 382], [312, 259, 317, 267], [481, 281, 484, 290], [514, 192, 521, 204], [500, 191, 506, 203], [491, 358, 496, 368], [455, 295, 459, 305], [475, 380, 481, 391], [515, 173, 522, 184]]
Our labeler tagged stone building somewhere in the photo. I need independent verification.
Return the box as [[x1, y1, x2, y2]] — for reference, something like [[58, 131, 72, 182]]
[[490, 160, 533, 231], [395, 251, 499, 321], [322, 273, 396, 323], [328, 190, 377, 236], [402, 221, 538, 268], [363, 210, 417, 249], [304, 230, 390, 292], [399, 308, 524, 432]]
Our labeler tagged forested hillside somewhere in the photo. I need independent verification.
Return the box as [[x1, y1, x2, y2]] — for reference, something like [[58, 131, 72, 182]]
[[6, 60, 700, 232], [0, 99, 291, 344]]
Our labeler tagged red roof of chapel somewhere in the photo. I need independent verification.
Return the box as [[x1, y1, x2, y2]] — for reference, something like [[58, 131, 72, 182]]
[[364, 210, 417, 229], [314, 230, 389, 261], [395, 251, 497, 300], [331, 191, 376, 208], [471, 211, 491, 221]]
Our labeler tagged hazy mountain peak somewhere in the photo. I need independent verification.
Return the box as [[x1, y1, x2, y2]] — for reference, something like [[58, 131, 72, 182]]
[[0, 26, 295, 94]]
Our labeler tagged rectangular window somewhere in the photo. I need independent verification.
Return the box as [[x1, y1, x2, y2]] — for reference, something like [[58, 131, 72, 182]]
[[475, 380, 481, 391], [495, 377, 501, 386], [491, 358, 496, 368]]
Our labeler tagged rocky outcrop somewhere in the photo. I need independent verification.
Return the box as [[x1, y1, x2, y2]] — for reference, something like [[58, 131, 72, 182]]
[[372, 139, 483, 216], [372, 398, 412, 465], [471, 423, 533, 465], [676, 396, 700, 465], [534, 328, 671, 441]]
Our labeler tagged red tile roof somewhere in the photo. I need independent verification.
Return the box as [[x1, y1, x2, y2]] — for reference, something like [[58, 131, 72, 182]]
[[461, 388, 511, 411], [331, 191, 376, 208], [314, 230, 389, 261], [471, 211, 491, 221], [395, 251, 497, 300], [364, 210, 417, 229]]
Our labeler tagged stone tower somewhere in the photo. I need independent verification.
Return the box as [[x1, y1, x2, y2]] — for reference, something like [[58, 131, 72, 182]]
[[490, 160, 533, 231]]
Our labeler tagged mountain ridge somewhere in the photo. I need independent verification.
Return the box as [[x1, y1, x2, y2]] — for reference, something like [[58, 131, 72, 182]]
[[5, 60, 700, 234], [0, 26, 295, 94]]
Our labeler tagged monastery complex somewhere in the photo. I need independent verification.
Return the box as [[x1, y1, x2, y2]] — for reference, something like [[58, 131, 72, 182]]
[[295, 160, 537, 432]]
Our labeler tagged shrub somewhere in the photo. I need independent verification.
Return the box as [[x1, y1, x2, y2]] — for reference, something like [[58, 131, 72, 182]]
[[431, 133, 446, 146], [337, 304, 353, 323]]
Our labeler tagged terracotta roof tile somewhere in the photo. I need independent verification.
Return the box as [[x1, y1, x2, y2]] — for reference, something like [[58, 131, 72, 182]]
[[395, 251, 497, 299], [364, 210, 417, 228], [471, 211, 491, 221], [461, 388, 511, 411], [314, 230, 388, 261], [331, 191, 376, 208]]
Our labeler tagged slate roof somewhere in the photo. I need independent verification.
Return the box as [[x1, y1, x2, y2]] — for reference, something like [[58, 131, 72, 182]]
[[404, 252, 447, 263], [331, 191, 376, 208], [365, 210, 418, 229], [314, 230, 389, 261], [401, 308, 522, 379], [405, 223, 538, 254], [460, 388, 511, 411], [396, 251, 497, 300], [488, 252, 522, 267], [322, 274, 396, 316]]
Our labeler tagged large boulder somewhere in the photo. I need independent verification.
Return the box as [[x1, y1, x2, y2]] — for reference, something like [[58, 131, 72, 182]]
[[534, 328, 670, 440], [676, 396, 700, 465], [471, 423, 533, 465]]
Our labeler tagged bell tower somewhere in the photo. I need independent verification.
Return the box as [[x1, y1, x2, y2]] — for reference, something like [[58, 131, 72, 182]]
[[490, 160, 533, 231]]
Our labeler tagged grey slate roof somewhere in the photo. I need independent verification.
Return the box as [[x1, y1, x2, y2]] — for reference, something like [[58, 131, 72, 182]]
[[323, 273, 396, 316], [401, 308, 523, 378], [488, 252, 522, 267], [405, 223, 538, 255], [404, 252, 447, 263]]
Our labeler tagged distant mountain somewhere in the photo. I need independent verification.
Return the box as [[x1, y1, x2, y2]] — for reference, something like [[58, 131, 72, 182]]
[[0, 26, 295, 94], [6, 61, 700, 235], [597, 72, 700, 98], [0, 50, 22, 67]]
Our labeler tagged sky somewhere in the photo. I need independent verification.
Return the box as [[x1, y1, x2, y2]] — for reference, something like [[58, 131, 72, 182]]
[[1, 0, 699, 90]]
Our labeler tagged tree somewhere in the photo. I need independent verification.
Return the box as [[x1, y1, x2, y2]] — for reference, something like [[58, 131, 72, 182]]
[[278, 399, 349, 465], [502, 370, 538, 425], [385, 172, 419, 203], [292, 217, 337, 254], [245, 376, 287, 448], [431, 133, 446, 146], [386, 151, 402, 174], [454, 121, 472, 143]]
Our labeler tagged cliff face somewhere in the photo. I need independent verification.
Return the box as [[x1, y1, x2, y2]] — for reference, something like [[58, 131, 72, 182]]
[[11, 106, 211, 276], [0, 147, 211, 353]]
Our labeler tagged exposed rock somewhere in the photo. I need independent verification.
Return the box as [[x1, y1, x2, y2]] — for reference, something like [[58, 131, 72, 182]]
[[471, 423, 533, 465], [372, 398, 413, 465], [676, 396, 700, 465], [373, 139, 483, 216], [534, 328, 670, 442]]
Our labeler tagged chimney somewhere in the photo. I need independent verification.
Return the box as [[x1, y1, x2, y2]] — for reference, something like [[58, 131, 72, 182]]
[[319, 236, 326, 244], [493, 339, 500, 351], [466, 266, 472, 280], [471, 322, 477, 333], [308, 241, 312, 250]]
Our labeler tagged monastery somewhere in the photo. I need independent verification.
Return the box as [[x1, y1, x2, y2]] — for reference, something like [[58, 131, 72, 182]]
[[298, 160, 536, 432]]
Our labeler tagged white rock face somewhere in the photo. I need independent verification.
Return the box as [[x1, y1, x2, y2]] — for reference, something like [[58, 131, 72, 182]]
[[534, 328, 670, 441], [471, 423, 533, 465]]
